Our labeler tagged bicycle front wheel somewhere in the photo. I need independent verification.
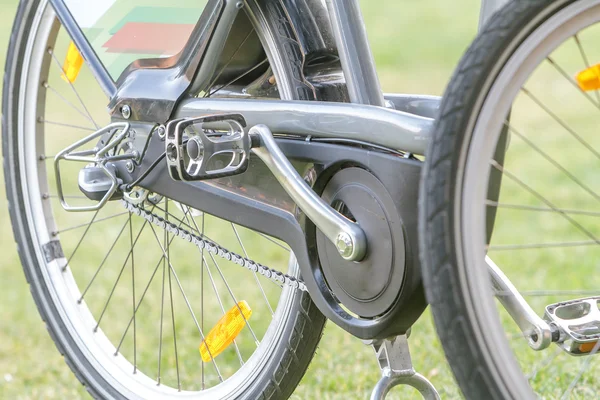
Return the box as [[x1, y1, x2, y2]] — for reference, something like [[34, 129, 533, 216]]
[[421, 0, 600, 398]]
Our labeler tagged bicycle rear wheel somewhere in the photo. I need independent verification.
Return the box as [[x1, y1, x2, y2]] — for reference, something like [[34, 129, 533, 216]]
[[421, 0, 600, 398], [3, 0, 325, 398]]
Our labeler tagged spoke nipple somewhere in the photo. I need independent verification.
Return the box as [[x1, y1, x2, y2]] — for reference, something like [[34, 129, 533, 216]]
[[38, 154, 45, 161], [42, 81, 49, 88], [268, 76, 276, 85], [52, 231, 59, 237], [42, 193, 49, 200], [336, 232, 354, 259], [236, 1, 244, 9]]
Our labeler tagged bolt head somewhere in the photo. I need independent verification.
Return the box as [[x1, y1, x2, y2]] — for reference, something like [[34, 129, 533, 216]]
[[336, 232, 354, 259], [121, 105, 131, 119], [126, 161, 134, 173], [157, 126, 166, 139]]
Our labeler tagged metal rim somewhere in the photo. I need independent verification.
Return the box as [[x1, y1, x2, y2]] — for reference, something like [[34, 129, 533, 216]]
[[16, 1, 303, 398], [457, 0, 600, 398]]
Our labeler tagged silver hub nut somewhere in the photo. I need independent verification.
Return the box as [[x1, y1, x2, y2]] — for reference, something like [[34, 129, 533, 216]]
[[336, 232, 354, 258]]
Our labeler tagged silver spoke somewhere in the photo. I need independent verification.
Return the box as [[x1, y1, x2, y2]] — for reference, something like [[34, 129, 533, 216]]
[[505, 123, 600, 203], [207, 58, 269, 97], [57, 212, 128, 236], [78, 217, 129, 302], [560, 340, 600, 399], [488, 240, 598, 250], [486, 201, 600, 217], [521, 87, 600, 161], [491, 161, 600, 246], [527, 347, 563, 381], [147, 223, 223, 381], [48, 48, 99, 129], [496, 289, 600, 297], [129, 213, 138, 373], [205, 27, 256, 96], [39, 118, 96, 131], [166, 204, 181, 390], [573, 35, 600, 105], [231, 223, 274, 315], [545, 56, 600, 110], [207, 251, 260, 345], [43, 82, 96, 126], [94, 217, 150, 331], [257, 232, 291, 252], [181, 210, 245, 365], [64, 210, 100, 270]]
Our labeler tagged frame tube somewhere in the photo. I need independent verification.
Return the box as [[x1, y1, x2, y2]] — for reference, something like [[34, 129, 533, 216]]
[[49, 0, 116, 98], [325, 0, 385, 106], [176, 97, 432, 154]]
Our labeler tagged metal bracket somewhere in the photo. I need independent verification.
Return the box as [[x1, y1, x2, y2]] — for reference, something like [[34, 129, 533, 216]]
[[249, 124, 367, 261], [369, 335, 440, 400], [54, 122, 135, 212]]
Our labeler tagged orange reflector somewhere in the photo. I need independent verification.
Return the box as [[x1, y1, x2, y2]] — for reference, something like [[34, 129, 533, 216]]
[[62, 42, 84, 83], [579, 341, 598, 353], [199, 301, 252, 362], [576, 63, 600, 91]]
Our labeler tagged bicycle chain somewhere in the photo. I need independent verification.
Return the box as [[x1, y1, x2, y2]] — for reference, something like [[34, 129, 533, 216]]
[[122, 200, 307, 292]]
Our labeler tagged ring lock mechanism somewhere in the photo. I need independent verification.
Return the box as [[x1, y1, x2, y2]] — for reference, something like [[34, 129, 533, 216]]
[[165, 113, 251, 181], [54, 122, 137, 212]]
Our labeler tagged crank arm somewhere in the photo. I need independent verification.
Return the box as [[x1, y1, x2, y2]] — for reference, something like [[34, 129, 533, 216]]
[[250, 125, 367, 261], [487, 256, 556, 350], [176, 96, 434, 155]]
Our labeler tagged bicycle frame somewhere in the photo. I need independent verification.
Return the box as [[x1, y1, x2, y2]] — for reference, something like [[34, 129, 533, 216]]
[[46, 0, 521, 340], [49, 0, 508, 154]]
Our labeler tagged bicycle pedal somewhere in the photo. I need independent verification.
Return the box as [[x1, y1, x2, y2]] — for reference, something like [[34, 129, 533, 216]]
[[165, 114, 251, 182], [544, 297, 600, 355]]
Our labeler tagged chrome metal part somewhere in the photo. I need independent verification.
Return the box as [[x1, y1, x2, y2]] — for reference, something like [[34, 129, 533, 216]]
[[49, 0, 117, 98], [335, 232, 353, 258], [122, 200, 306, 291], [165, 113, 251, 181], [121, 105, 131, 119], [488, 256, 553, 350], [369, 336, 440, 400], [384, 94, 441, 119], [250, 124, 367, 261], [545, 297, 600, 356], [157, 125, 166, 140], [54, 122, 135, 212], [325, 0, 385, 106], [125, 160, 134, 173], [176, 97, 432, 154]]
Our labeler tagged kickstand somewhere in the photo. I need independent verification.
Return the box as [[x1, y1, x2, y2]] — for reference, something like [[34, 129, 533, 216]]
[[368, 335, 440, 400]]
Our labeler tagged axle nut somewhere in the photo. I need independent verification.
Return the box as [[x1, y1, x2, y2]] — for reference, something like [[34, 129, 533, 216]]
[[336, 232, 354, 259]]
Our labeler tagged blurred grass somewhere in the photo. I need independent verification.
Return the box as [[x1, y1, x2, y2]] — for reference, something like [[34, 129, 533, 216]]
[[0, 1, 483, 399]]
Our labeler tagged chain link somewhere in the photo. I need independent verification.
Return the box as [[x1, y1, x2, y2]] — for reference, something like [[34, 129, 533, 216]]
[[122, 200, 307, 292]]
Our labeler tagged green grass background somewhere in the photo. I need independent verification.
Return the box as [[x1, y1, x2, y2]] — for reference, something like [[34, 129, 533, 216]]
[[0, 0, 497, 399]]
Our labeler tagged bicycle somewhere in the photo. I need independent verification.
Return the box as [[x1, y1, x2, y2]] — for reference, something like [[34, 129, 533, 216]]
[[3, 0, 600, 398]]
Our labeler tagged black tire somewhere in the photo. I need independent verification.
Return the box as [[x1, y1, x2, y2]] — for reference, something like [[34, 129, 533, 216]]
[[2, 1, 326, 399], [420, 0, 581, 399]]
